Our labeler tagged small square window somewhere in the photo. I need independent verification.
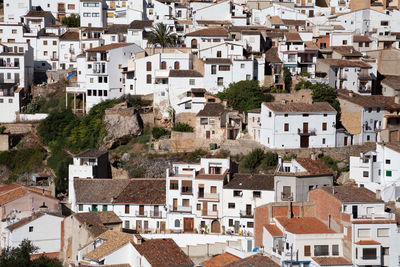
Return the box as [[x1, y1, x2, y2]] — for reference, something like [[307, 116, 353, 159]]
[[228, 203, 235, 209], [363, 171, 369, 177], [253, 191, 261, 198], [29, 226, 33, 232]]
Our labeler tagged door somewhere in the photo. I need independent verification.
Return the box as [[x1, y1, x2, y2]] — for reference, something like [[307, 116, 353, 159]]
[[160, 222, 166, 232], [234, 221, 240, 233], [300, 136, 309, 148], [202, 202, 208, 216], [136, 220, 142, 231], [154, 205, 159, 217], [139, 205, 144, 216], [211, 220, 220, 233], [198, 186, 204, 198], [206, 131, 210, 139], [344, 136, 348, 146], [183, 218, 194, 232], [0, 73, 4, 83], [352, 205, 358, 219], [246, 204, 252, 216], [303, 122, 308, 133], [173, 199, 177, 211]]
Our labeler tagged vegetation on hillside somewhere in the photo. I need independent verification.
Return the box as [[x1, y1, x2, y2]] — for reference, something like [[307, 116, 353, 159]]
[[283, 67, 292, 91], [61, 14, 80, 27], [217, 80, 274, 112], [241, 148, 279, 172], [172, 123, 193, 132]]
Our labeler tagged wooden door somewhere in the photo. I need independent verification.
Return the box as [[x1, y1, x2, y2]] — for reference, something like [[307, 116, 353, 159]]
[[183, 218, 194, 232], [154, 205, 159, 217], [139, 205, 144, 215], [211, 220, 220, 233], [173, 199, 177, 211], [206, 131, 210, 139], [300, 136, 309, 148], [344, 136, 348, 146], [160, 222, 166, 232], [202, 202, 208, 216], [246, 204, 252, 216], [303, 122, 308, 133]]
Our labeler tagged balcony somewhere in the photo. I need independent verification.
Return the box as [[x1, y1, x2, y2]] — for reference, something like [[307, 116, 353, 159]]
[[0, 62, 19, 68], [58, 8, 66, 13], [297, 128, 316, 136], [149, 210, 163, 218], [198, 193, 220, 201], [169, 205, 192, 213], [181, 189, 193, 195], [358, 73, 372, 81], [240, 210, 253, 218], [155, 69, 169, 78], [135, 211, 148, 217], [50, 57, 58, 61], [350, 212, 395, 221], [201, 210, 218, 218]]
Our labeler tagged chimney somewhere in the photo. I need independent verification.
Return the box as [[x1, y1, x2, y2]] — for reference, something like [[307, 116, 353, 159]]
[[376, 189, 381, 200], [395, 95, 400, 104]]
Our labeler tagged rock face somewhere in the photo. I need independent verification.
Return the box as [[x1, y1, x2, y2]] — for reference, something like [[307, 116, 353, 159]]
[[102, 102, 143, 149]]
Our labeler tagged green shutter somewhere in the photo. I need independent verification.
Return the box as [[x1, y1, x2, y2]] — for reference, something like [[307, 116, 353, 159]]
[[103, 205, 108, 211], [386, 170, 392, 177]]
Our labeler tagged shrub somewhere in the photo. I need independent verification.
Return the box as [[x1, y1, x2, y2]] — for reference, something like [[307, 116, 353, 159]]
[[172, 123, 193, 132], [283, 153, 297, 161], [129, 167, 146, 178], [283, 67, 292, 91], [61, 14, 80, 27], [152, 126, 170, 139], [190, 149, 207, 161], [261, 151, 278, 170], [300, 72, 311, 78], [295, 80, 312, 91], [242, 148, 265, 171], [124, 95, 142, 108]]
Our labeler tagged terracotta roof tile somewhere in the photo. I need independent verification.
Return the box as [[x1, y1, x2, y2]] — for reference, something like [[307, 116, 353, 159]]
[[204, 58, 232, 64], [26, 10, 51, 17], [197, 103, 226, 117], [74, 179, 129, 204], [76, 150, 108, 158], [264, 102, 336, 113], [281, 19, 306, 26], [265, 47, 282, 63], [224, 174, 274, 190], [185, 28, 229, 37], [105, 24, 129, 34], [331, 46, 362, 57], [60, 31, 80, 41], [112, 179, 166, 204], [86, 43, 133, 52], [73, 211, 121, 236], [284, 32, 302, 41], [269, 16, 284, 25], [381, 75, 400, 91], [224, 254, 279, 267], [322, 59, 371, 68], [128, 20, 153, 29], [353, 35, 372, 42], [321, 186, 384, 203], [276, 217, 336, 234], [169, 69, 203, 78], [202, 253, 240, 267], [338, 89, 400, 109], [264, 224, 283, 236], [312, 257, 352, 266]]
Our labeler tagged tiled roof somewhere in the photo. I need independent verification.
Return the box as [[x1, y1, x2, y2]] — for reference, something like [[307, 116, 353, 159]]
[[331, 46, 362, 57], [264, 224, 283, 236], [321, 186, 384, 203], [133, 238, 194, 267], [354, 240, 381, 245], [381, 75, 400, 91], [26, 10, 51, 17], [224, 174, 274, 190], [276, 217, 336, 234], [269, 16, 284, 25], [264, 102, 336, 113], [312, 257, 352, 266], [265, 47, 282, 63], [304, 41, 319, 50], [197, 20, 232, 25], [84, 230, 133, 261], [197, 103, 226, 117], [337, 89, 400, 109], [322, 59, 371, 68], [86, 43, 133, 52], [0, 184, 56, 206], [128, 20, 153, 29], [293, 158, 333, 177], [74, 179, 130, 204], [248, 108, 261, 113], [75, 150, 108, 158], [224, 254, 279, 267], [60, 31, 80, 41], [284, 32, 302, 41], [105, 24, 129, 34], [7, 213, 45, 231], [185, 28, 229, 37], [353, 35, 372, 42], [73, 211, 121, 237], [169, 69, 203, 78], [282, 19, 306, 26], [333, 25, 345, 30], [201, 253, 240, 267], [384, 143, 400, 154], [204, 58, 232, 64], [112, 179, 166, 204]]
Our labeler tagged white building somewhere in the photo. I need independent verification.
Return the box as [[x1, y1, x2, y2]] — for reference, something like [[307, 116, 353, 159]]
[[222, 174, 275, 236], [247, 108, 261, 142], [80, 0, 104, 28], [260, 102, 337, 149]]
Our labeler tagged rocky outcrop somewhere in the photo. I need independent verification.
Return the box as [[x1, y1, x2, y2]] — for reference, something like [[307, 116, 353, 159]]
[[102, 102, 143, 149]]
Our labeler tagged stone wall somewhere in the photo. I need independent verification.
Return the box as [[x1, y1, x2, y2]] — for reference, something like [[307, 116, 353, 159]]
[[176, 113, 197, 128], [0, 135, 9, 151], [271, 89, 312, 104]]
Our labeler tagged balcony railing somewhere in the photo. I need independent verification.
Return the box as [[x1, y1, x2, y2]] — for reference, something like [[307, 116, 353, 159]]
[[240, 210, 253, 218], [181, 189, 193, 195], [201, 210, 218, 218], [169, 205, 192, 213], [198, 193, 220, 201], [297, 128, 316, 135], [362, 255, 377, 260], [149, 210, 163, 218], [351, 213, 395, 221], [135, 211, 148, 217], [0, 62, 19, 68]]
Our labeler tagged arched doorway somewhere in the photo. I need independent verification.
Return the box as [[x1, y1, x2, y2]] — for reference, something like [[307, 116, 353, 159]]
[[211, 220, 220, 233]]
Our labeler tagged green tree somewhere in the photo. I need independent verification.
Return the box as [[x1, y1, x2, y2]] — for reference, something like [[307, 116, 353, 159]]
[[242, 148, 265, 171], [172, 123, 193, 132], [217, 80, 274, 112], [152, 126, 170, 139], [61, 14, 80, 27], [283, 67, 292, 91], [260, 151, 278, 171], [148, 23, 177, 48], [311, 83, 341, 122]]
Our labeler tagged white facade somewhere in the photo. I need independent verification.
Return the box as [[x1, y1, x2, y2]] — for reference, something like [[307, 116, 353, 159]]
[[260, 102, 337, 149]]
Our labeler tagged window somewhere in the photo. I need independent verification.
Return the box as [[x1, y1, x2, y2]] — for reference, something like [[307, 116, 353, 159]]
[[170, 180, 178, 190], [233, 190, 242, 197], [91, 204, 98, 212], [363, 171, 369, 177], [386, 159, 391, 164], [217, 77, 223, 86], [146, 74, 151, 84], [98, 90, 103, 97], [0, 99, 3, 103], [229, 219, 233, 226], [12, 29, 17, 34], [197, 204, 201, 210], [358, 228, 371, 238], [68, 4, 75, 9], [146, 61, 152, 71], [381, 21, 389, 26], [43, 40, 48, 45], [342, 40, 347, 45], [246, 74, 251, 80], [174, 219, 180, 227], [211, 65, 216, 74], [216, 51, 222, 57], [8, 99, 13, 103], [314, 245, 329, 256], [103, 205, 107, 211], [382, 247, 389, 256], [219, 65, 230, 71], [322, 138, 326, 145], [174, 61, 180, 70], [125, 205, 130, 214], [53, 40, 57, 45], [189, 79, 195, 85], [303, 114, 309, 117], [29, 226, 33, 232], [332, 245, 339, 256], [241, 63, 245, 69], [191, 39, 197, 49], [182, 199, 189, 207], [284, 123, 289, 132], [228, 203, 235, 209], [247, 222, 254, 228], [322, 122, 327, 131], [185, 102, 191, 110], [253, 191, 261, 198], [78, 204, 83, 211], [362, 248, 377, 260], [386, 170, 392, 177], [104, 90, 108, 97], [88, 90, 92, 96], [213, 204, 217, 211], [377, 228, 389, 237], [304, 245, 311, 256], [43, 51, 48, 56]]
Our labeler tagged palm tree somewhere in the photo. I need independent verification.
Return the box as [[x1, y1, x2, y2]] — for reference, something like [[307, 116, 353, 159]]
[[148, 23, 177, 48]]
